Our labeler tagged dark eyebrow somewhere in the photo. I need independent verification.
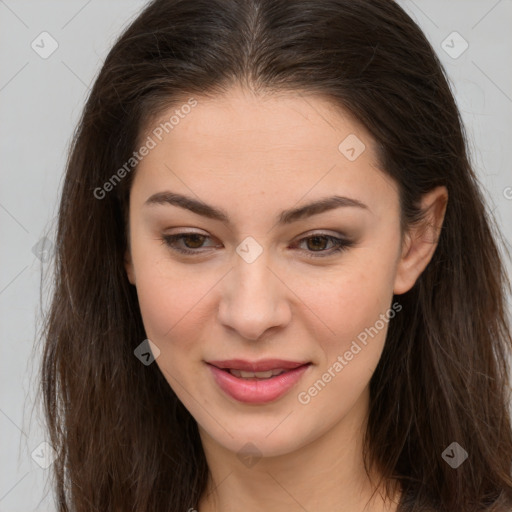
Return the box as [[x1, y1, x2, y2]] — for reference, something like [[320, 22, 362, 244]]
[[144, 191, 369, 225]]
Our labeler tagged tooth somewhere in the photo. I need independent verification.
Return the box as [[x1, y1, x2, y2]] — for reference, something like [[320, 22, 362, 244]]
[[241, 370, 273, 378], [228, 369, 287, 379]]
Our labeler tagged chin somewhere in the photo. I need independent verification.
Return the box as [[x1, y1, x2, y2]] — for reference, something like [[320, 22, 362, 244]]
[[198, 417, 314, 460]]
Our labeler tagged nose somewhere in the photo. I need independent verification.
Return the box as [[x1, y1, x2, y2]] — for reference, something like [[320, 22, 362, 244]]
[[217, 253, 292, 341]]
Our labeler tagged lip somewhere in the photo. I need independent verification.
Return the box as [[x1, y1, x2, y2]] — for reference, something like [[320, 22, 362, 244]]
[[207, 359, 309, 372], [206, 360, 311, 404]]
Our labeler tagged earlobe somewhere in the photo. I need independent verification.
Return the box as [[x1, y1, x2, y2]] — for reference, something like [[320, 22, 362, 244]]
[[393, 186, 448, 295]]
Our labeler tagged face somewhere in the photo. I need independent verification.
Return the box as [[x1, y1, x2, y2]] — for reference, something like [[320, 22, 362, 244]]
[[124, 85, 443, 459]]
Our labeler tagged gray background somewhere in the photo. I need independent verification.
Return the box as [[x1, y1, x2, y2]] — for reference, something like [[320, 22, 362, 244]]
[[1, 1, 511, 510]]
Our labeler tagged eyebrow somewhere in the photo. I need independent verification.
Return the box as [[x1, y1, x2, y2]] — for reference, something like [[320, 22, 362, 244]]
[[144, 191, 369, 225]]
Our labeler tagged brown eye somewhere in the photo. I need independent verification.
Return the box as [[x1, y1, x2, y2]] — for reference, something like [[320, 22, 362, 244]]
[[161, 233, 217, 254], [181, 233, 207, 249], [294, 233, 354, 259], [305, 235, 330, 252], [161, 232, 354, 258]]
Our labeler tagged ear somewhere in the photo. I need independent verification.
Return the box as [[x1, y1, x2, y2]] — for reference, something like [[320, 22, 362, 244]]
[[393, 186, 448, 295], [124, 247, 136, 285]]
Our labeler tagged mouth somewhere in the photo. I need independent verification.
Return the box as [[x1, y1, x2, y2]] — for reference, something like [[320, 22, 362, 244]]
[[205, 359, 312, 403], [224, 368, 288, 380], [207, 358, 309, 378]]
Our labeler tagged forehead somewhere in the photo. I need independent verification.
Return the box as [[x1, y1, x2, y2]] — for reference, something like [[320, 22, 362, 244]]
[[132, 86, 398, 217], [144, 87, 369, 157]]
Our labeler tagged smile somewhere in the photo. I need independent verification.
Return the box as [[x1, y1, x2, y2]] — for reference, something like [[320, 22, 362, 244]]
[[206, 359, 312, 404]]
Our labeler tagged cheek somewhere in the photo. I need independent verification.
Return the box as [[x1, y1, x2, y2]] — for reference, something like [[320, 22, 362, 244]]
[[294, 254, 396, 352], [132, 252, 210, 349], [134, 264, 215, 394], [296, 267, 394, 418]]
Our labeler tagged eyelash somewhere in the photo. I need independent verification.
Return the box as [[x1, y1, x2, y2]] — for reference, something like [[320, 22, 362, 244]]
[[160, 232, 354, 259]]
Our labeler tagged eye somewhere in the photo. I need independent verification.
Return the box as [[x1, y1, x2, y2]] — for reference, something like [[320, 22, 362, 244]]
[[161, 232, 218, 255], [292, 233, 354, 258], [160, 231, 354, 258]]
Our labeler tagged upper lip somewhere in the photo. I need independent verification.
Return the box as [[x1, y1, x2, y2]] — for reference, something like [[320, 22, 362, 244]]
[[207, 359, 310, 372]]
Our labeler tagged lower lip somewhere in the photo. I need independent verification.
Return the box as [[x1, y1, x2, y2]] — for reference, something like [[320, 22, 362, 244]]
[[207, 363, 311, 404]]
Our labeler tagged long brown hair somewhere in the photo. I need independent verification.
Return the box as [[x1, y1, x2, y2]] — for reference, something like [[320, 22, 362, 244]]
[[39, 0, 512, 510]]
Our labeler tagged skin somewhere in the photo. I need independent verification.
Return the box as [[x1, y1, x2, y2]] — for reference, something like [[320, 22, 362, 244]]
[[124, 85, 448, 512]]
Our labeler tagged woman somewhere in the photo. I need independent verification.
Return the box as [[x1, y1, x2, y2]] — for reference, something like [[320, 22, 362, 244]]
[[40, 0, 512, 510]]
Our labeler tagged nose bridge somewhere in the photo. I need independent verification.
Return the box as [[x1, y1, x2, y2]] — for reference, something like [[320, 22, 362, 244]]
[[234, 252, 274, 301], [217, 248, 290, 340]]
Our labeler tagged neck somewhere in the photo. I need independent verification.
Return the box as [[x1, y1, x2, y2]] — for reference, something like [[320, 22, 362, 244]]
[[196, 387, 401, 512]]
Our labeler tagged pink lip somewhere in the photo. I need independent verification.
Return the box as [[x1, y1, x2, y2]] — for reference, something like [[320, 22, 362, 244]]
[[206, 360, 311, 404], [207, 359, 308, 372]]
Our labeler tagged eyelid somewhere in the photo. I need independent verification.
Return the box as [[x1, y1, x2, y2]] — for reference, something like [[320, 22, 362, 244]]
[[160, 229, 354, 258], [162, 228, 348, 240], [291, 232, 354, 259]]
